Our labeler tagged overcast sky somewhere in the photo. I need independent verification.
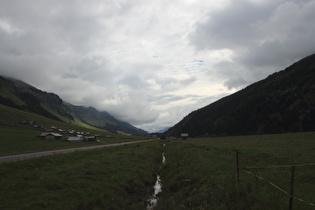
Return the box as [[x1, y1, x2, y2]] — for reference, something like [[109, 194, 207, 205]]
[[1, 0, 315, 132]]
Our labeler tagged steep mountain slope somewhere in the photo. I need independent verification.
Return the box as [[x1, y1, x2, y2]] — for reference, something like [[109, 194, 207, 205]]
[[165, 53, 315, 137], [0, 76, 147, 136]]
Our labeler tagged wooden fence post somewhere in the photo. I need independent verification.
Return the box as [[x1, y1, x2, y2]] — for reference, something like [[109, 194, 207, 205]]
[[236, 151, 240, 183], [289, 165, 295, 210]]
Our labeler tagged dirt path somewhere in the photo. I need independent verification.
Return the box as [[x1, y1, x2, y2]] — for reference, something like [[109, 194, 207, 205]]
[[0, 139, 154, 164]]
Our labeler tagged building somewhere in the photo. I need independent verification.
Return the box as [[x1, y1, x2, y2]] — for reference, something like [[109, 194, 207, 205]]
[[40, 132, 63, 140], [146, 133, 158, 138], [84, 136, 97, 142], [67, 136, 84, 142], [181, 133, 189, 140], [68, 130, 75, 134]]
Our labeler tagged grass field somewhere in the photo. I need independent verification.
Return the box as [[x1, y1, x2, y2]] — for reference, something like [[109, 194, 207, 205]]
[[0, 132, 314, 209], [158, 133, 315, 210], [0, 125, 147, 156], [1, 102, 314, 209], [0, 141, 163, 209], [0, 104, 147, 156]]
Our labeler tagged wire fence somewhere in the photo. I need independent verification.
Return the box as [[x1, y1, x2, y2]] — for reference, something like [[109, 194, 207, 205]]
[[236, 152, 315, 209]]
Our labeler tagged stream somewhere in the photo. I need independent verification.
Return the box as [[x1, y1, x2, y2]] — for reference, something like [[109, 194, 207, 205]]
[[147, 143, 165, 209]]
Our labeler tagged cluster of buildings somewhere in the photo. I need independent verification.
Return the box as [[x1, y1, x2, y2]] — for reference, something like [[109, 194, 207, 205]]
[[146, 133, 189, 140], [21, 120, 101, 142], [39, 132, 100, 142]]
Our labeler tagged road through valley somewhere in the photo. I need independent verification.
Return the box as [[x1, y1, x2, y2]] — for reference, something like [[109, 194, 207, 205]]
[[0, 139, 154, 164]]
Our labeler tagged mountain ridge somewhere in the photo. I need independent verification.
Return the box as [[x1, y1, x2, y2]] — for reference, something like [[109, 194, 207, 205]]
[[0, 76, 147, 136], [165, 53, 315, 137]]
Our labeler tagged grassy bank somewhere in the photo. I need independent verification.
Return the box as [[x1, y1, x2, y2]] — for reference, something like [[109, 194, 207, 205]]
[[1, 132, 314, 209], [0, 104, 147, 156], [0, 141, 162, 209], [158, 133, 315, 210], [0, 125, 147, 156]]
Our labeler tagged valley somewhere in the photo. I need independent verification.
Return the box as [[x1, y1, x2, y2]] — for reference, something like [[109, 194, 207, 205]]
[[0, 54, 315, 209], [0, 132, 314, 209], [2, 1, 315, 209], [0, 100, 314, 209], [0, 104, 148, 156]]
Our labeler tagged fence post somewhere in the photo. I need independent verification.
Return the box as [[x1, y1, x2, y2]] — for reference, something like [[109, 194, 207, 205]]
[[289, 165, 295, 210], [236, 151, 240, 183]]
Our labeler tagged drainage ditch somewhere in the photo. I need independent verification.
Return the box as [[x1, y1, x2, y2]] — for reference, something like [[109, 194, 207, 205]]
[[147, 143, 165, 209]]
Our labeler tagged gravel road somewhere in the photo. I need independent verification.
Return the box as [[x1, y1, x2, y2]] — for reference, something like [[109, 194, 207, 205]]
[[0, 139, 154, 164]]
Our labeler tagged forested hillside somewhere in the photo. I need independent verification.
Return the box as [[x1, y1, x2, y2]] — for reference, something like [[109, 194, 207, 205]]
[[165, 53, 315, 137]]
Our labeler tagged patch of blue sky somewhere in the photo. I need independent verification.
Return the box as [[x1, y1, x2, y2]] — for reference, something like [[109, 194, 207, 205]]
[[193, 59, 205, 66], [180, 60, 205, 73]]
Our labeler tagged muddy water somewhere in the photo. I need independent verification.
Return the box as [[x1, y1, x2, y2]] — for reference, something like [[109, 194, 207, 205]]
[[147, 144, 165, 209]]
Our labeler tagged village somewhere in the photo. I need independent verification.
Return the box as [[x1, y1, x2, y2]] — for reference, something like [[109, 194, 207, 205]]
[[21, 120, 103, 143], [21, 120, 189, 142]]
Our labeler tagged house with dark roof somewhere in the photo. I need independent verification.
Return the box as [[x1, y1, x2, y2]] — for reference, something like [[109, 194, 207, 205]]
[[181, 133, 189, 140], [40, 132, 63, 140], [84, 136, 96, 142]]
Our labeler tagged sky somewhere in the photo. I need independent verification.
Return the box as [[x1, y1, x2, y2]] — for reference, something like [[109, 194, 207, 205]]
[[1, 0, 315, 132]]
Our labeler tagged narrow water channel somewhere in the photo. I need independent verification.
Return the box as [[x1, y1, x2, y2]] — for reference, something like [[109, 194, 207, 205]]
[[147, 143, 165, 210]]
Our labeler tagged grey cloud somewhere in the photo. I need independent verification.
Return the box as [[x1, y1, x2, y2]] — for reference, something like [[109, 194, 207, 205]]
[[1, 1, 109, 55], [0, 1, 168, 131], [72, 57, 114, 84], [149, 94, 186, 104], [3, 0, 314, 131], [224, 78, 248, 90], [149, 93, 215, 106], [190, 0, 279, 50], [244, 40, 315, 71], [190, 0, 315, 89], [120, 75, 148, 89], [142, 92, 230, 132], [155, 76, 197, 91], [180, 77, 197, 85], [105, 95, 160, 125]]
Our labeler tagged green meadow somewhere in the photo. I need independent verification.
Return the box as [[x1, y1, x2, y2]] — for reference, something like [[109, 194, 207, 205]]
[[0, 141, 162, 209], [0, 125, 146, 156], [1, 104, 314, 209], [1, 132, 314, 209], [0, 104, 146, 156], [158, 133, 315, 210]]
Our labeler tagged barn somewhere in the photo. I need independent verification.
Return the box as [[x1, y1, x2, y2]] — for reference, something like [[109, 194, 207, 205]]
[[84, 136, 97, 142], [181, 133, 189, 140], [67, 136, 84, 142], [40, 132, 63, 140]]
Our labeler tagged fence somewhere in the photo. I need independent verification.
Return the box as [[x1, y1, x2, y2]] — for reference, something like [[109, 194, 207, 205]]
[[236, 152, 315, 210]]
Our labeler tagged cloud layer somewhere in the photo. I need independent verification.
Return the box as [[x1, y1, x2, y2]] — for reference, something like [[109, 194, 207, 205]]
[[1, 0, 315, 132], [190, 0, 315, 86]]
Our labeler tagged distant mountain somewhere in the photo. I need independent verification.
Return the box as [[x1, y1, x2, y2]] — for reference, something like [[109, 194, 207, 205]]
[[156, 127, 170, 133], [0, 76, 147, 136], [165, 53, 315, 137]]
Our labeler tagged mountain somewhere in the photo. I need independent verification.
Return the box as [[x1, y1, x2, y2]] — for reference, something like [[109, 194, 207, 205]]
[[0, 76, 147, 136], [165, 53, 315, 138], [156, 127, 170, 133]]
